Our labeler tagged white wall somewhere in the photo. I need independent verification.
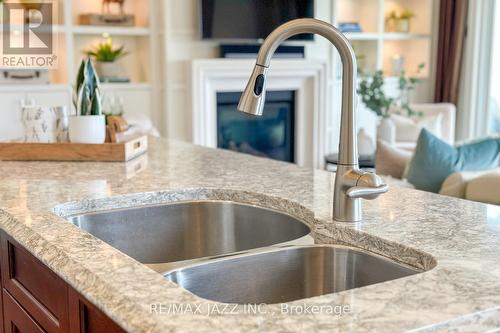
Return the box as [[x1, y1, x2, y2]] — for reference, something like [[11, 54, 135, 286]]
[[162, 0, 217, 140]]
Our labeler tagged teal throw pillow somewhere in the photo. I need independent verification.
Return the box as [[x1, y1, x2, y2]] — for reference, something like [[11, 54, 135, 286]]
[[406, 129, 500, 193]]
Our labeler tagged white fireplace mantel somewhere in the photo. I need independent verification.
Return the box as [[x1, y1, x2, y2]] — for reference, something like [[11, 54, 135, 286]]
[[191, 59, 327, 168]]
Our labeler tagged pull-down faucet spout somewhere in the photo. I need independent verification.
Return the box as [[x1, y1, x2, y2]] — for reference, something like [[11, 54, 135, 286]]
[[238, 18, 388, 222]]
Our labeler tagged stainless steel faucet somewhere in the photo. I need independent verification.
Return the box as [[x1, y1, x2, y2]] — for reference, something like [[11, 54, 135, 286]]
[[237, 18, 388, 222]]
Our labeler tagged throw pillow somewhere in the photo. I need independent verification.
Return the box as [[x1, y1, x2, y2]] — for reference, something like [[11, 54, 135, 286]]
[[375, 140, 413, 179], [391, 113, 443, 142], [406, 129, 500, 193]]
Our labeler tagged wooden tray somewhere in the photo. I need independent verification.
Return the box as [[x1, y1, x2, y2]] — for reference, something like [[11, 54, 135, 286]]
[[0, 135, 148, 162]]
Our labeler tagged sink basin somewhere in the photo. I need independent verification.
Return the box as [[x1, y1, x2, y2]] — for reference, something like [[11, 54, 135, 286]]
[[68, 201, 310, 264], [165, 245, 420, 304]]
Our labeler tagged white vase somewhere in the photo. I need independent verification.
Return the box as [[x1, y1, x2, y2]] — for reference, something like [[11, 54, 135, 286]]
[[68, 115, 106, 144], [396, 19, 410, 33], [95, 61, 121, 78], [377, 117, 396, 145]]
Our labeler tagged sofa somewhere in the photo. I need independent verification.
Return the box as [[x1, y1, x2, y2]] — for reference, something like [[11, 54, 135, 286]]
[[376, 139, 500, 205], [392, 103, 456, 151]]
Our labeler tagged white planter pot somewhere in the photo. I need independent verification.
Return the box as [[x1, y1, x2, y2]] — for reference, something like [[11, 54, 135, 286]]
[[95, 61, 121, 78], [396, 19, 410, 33], [68, 115, 106, 144], [377, 117, 396, 145]]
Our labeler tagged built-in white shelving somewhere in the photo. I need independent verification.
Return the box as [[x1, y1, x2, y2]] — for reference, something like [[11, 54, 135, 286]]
[[0, 0, 162, 127], [333, 0, 435, 77], [54, 0, 159, 85], [0, 0, 158, 85]]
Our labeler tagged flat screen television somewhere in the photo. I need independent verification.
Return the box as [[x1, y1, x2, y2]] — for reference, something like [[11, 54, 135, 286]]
[[201, 0, 315, 41]]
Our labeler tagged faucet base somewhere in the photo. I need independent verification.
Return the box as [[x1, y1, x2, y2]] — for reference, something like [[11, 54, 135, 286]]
[[333, 165, 362, 222], [333, 165, 389, 222]]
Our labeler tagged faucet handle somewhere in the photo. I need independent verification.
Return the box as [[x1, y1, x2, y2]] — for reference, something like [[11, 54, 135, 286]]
[[345, 171, 389, 200], [346, 184, 389, 200]]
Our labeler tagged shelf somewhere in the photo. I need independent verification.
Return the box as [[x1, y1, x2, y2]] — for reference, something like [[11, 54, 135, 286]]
[[383, 33, 431, 40], [344, 32, 431, 41], [100, 82, 151, 90], [0, 84, 70, 92], [0, 83, 152, 92], [72, 25, 150, 36], [345, 32, 380, 41]]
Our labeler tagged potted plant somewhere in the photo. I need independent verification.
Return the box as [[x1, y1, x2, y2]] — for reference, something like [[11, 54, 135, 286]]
[[85, 38, 128, 82], [386, 9, 415, 33], [357, 64, 426, 144], [398, 10, 415, 33], [68, 58, 106, 144]]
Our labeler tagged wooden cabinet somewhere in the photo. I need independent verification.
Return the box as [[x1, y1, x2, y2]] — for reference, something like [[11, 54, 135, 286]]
[[0, 231, 125, 333], [68, 290, 125, 333], [1, 233, 68, 332], [3, 291, 45, 333]]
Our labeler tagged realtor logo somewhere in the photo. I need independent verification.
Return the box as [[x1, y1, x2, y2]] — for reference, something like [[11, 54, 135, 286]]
[[2, 1, 57, 68]]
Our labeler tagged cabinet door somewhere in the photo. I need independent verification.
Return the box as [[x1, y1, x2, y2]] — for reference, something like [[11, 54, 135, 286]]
[[0, 233, 68, 333], [68, 289, 125, 333], [3, 290, 45, 333]]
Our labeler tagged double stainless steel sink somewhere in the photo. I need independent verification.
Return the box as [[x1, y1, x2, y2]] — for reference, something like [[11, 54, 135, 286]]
[[68, 200, 420, 304]]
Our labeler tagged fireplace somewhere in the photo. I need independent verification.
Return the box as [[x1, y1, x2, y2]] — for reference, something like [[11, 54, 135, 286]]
[[191, 59, 327, 168], [216, 91, 295, 162]]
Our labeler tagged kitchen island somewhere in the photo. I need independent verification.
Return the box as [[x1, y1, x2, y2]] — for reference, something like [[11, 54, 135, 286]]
[[0, 137, 499, 332]]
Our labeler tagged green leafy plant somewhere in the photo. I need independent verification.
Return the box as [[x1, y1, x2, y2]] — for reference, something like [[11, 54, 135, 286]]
[[85, 40, 128, 62], [74, 58, 102, 116], [358, 70, 394, 118], [400, 9, 415, 20], [387, 9, 415, 20], [358, 63, 425, 118]]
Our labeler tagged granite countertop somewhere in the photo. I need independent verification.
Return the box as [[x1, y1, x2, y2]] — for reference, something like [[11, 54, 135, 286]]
[[1, 137, 500, 332]]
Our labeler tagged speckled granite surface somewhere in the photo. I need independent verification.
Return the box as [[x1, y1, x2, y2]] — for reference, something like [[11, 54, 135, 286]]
[[1, 137, 500, 332]]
